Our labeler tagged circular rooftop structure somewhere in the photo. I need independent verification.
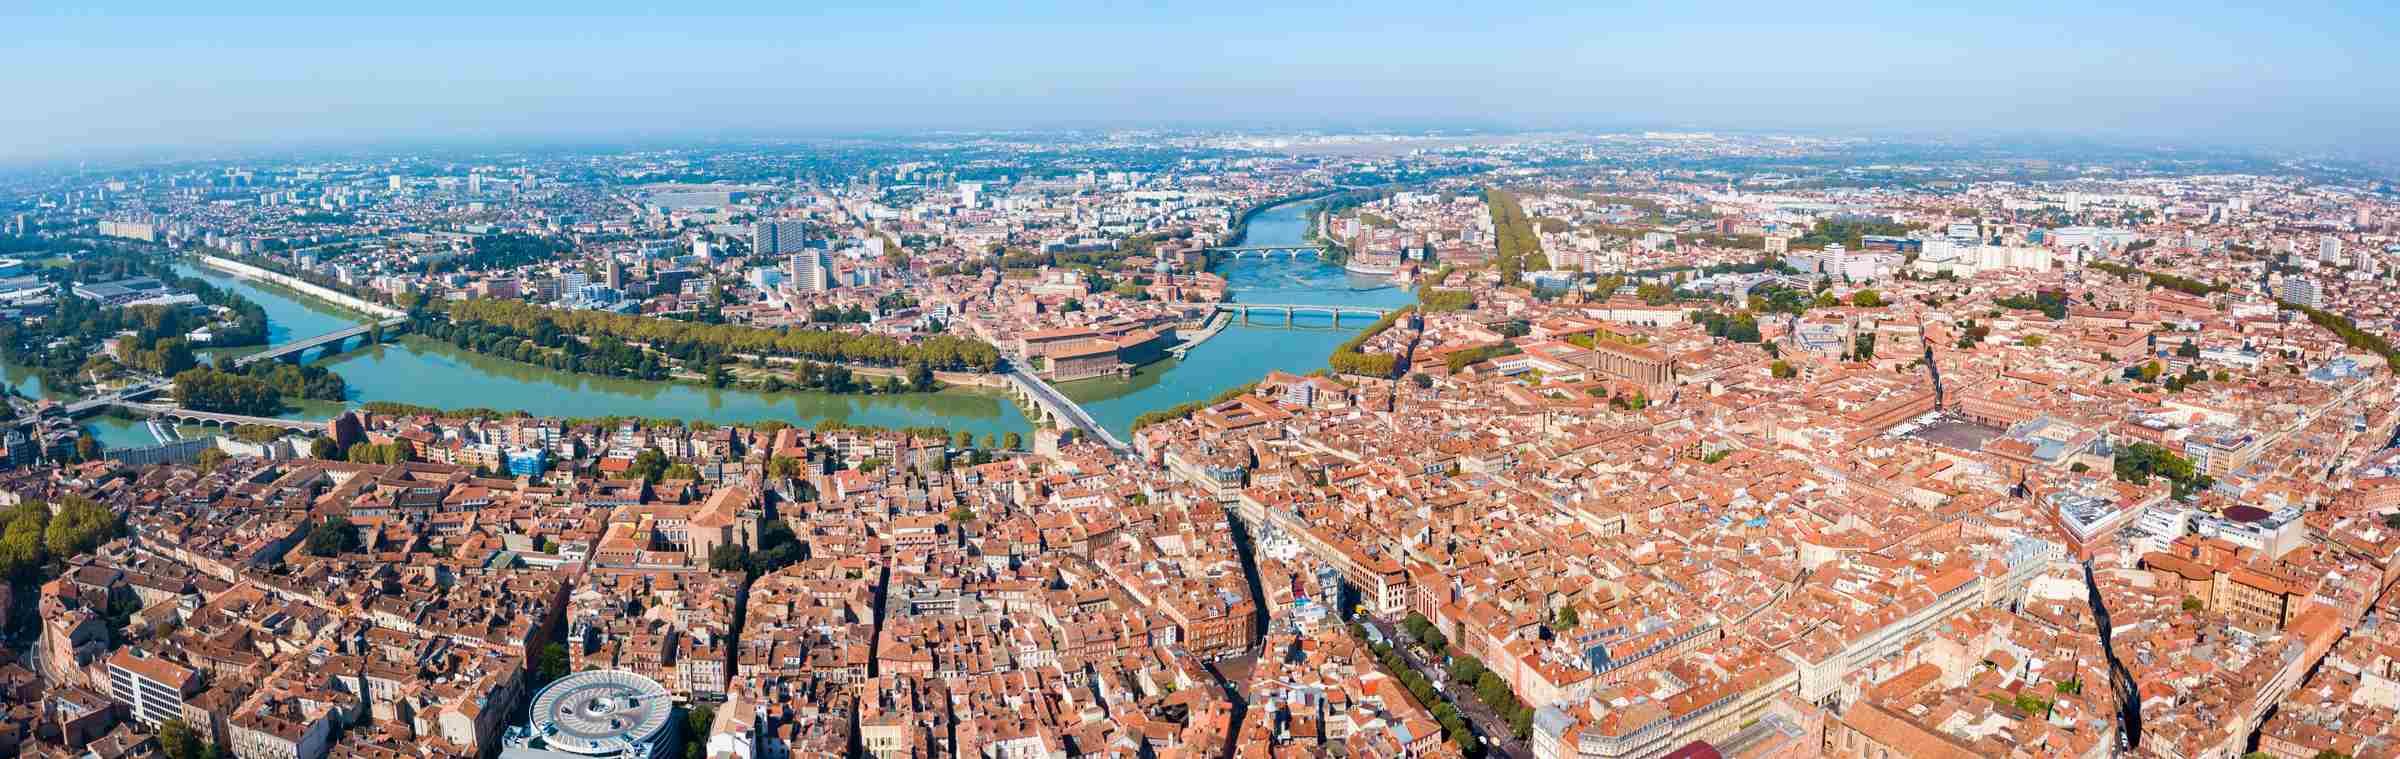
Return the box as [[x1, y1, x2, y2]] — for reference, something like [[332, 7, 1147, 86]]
[[527, 670, 673, 756]]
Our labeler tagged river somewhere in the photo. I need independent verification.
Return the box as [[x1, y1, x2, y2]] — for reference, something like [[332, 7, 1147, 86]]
[[39, 197, 1403, 453], [1060, 199, 1414, 434]]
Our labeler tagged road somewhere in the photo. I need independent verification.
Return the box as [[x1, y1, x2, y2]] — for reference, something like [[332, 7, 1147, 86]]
[[1370, 618, 1530, 759]]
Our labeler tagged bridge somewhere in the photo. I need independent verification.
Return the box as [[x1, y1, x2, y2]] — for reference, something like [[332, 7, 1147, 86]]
[[1001, 364, 1132, 455], [1207, 244, 1330, 260], [116, 402, 328, 434], [31, 380, 174, 423], [232, 316, 409, 367], [1214, 303, 1396, 328], [8, 381, 324, 436]]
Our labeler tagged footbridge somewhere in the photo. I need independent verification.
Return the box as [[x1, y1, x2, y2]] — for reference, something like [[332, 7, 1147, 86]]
[[1214, 302, 1395, 327], [1001, 365, 1132, 455]]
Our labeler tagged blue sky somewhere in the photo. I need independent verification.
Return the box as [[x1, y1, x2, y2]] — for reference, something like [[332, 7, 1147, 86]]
[[5, 1, 2395, 163]]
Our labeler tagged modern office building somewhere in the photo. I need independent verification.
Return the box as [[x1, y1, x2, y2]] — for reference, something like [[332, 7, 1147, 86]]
[[107, 648, 198, 727]]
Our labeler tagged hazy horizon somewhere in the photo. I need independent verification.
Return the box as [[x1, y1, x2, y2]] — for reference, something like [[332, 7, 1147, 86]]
[[9, 1, 2397, 165]]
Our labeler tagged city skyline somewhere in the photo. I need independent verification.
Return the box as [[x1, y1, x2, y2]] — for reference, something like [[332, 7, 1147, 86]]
[[7, 0, 2398, 164]]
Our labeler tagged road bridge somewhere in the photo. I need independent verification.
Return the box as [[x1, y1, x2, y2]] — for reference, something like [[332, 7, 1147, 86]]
[[1213, 302, 1395, 328], [231, 316, 409, 367], [116, 402, 327, 434], [1001, 365, 1131, 455], [1207, 244, 1329, 259]]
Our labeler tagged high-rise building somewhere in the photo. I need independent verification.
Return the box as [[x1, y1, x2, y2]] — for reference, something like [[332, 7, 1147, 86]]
[[751, 220, 806, 256], [467, 171, 483, 196], [958, 182, 983, 208], [2320, 235, 2343, 265], [790, 250, 832, 292], [604, 258, 625, 290], [2281, 275, 2320, 308], [389, 175, 403, 191]]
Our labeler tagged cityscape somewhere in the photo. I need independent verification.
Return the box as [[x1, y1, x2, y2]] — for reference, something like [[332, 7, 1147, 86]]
[[7, 5, 2400, 759]]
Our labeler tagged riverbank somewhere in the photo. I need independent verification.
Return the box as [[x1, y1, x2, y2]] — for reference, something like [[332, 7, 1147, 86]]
[[167, 263, 1044, 438], [194, 255, 405, 319]]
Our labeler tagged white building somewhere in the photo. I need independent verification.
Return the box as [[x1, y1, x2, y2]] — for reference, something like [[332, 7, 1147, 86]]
[[107, 648, 196, 727]]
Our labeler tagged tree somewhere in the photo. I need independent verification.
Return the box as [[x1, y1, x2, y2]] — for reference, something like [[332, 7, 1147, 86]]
[[305, 516, 360, 557], [1851, 289, 1885, 308], [2182, 596, 2205, 613], [707, 544, 750, 572], [1001, 431, 1023, 450], [197, 447, 229, 473], [1410, 372, 1434, 389], [1551, 605, 1580, 631], [2176, 338, 2201, 359], [767, 456, 804, 481], [44, 496, 119, 559], [684, 704, 717, 759], [160, 718, 204, 759], [0, 500, 48, 580], [950, 505, 977, 524], [309, 437, 341, 460], [1770, 359, 1796, 379], [629, 448, 671, 483], [536, 642, 570, 684], [1853, 333, 1876, 360]]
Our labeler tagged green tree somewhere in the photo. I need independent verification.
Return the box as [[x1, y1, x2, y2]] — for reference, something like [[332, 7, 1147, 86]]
[[309, 437, 340, 460], [1001, 431, 1023, 450], [706, 544, 749, 572], [629, 448, 672, 483], [44, 495, 120, 558], [536, 642, 570, 684], [197, 447, 230, 473], [683, 703, 717, 759], [305, 516, 360, 557], [159, 718, 204, 759]]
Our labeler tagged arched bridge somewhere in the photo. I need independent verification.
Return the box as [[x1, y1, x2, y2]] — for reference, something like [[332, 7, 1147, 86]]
[[233, 316, 409, 367], [1207, 244, 1330, 259], [1001, 365, 1131, 456], [1214, 303, 1395, 328], [116, 402, 328, 434]]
